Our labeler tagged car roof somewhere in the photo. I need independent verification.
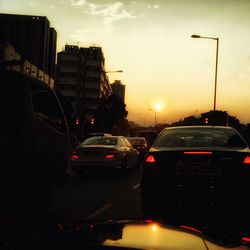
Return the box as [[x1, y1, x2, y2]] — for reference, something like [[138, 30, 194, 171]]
[[127, 137, 146, 139], [163, 125, 234, 130]]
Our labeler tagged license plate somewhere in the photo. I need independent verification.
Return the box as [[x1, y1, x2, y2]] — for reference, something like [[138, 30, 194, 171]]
[[176, 164, 220, 176], [82, 151, 99, 157]]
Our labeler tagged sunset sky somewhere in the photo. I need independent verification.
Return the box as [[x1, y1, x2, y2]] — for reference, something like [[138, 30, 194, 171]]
[[2, 0, 250, 125]]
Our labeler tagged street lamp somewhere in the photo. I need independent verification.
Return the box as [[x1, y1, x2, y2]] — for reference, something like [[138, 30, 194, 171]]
[[148, 108, 157, 126], [191, 34, 219, 113], [105, 70, 123, 73]]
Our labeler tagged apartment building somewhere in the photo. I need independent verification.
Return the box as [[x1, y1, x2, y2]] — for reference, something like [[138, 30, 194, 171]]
[[0, 13, 57, 78], [111, 80, 125, 102], [56, 45, 112, 126]]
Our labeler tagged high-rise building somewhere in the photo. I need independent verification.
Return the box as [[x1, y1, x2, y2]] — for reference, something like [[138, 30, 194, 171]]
[[56, 45, 112, 132], [111, 80, 125, 102], [80, 46, 112, 117], [0, 13, 56, 77], [56, 45, 84, 121], [48, 28, 57, 78]]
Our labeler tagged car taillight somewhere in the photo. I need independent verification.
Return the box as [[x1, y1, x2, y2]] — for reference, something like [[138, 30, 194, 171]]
[[71, 151, 79, 159], [183, 151, 212, 155], [243, 156, 250, 164], [242, 237, 250, 242], [180, 225, 202, 234], [105, 150, 118, 159], [145, 155, 156, 163]]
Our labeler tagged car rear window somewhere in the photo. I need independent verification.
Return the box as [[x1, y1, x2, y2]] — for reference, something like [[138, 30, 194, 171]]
[[154, 127, 247, 148], [128, 138, 146, 145], [81, 137, 117, 146]]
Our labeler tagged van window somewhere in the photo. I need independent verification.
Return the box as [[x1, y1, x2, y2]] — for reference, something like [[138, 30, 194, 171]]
[[29, 83, 67, 133]]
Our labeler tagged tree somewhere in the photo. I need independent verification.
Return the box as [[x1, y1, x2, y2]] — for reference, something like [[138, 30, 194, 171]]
[[200, 110, 242, 131], [171, 116, 201, 126], [95, 94, 128, 132]]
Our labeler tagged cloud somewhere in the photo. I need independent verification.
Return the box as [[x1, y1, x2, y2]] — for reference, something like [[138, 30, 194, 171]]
[[70, 0, 86, 7], [88, 2, 135, 19], [87, 2, 135, 31], [147, 5, 159, 9], [66, 1, 135, 32]]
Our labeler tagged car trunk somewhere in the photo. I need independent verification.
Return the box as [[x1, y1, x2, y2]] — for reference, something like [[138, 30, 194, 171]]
[[149, 148, 250, 206], [76, 146, 117, 159]]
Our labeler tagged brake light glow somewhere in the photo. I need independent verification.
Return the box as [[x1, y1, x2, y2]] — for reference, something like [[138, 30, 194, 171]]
[[105, 154, 115, 159], [145, 219, 154, 223], [72, 155, 79, 159], [242, 237, 250, 242], [183, 151, 212, 155], [180, 225, 202, 233], [145, 155, 156, 163], [105, 150, 118, 159], [243, 156, 250, 164]]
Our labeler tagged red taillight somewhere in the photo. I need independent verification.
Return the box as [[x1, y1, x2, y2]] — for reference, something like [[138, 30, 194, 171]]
[[105, 150, 118, 159], [183, 151, 212, 155], [242, 237, 250, 242], [71, 151, 79, 159], [145, 155, 156, 163], [145, 219, 154, 223], [180, 225, 202, 234], [105, 154, 115, 159], [243, 156, 250, 164]]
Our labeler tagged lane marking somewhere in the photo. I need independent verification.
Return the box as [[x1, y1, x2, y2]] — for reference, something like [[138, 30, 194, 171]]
[[132, 183, 140, 189], [85, 203, 112, 219]]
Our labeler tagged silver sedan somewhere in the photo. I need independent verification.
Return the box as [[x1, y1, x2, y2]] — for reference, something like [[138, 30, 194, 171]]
[[70, 136, 140, 174]]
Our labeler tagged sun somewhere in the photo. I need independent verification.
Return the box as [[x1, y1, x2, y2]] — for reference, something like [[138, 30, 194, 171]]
[[155, 104, 161, 111]]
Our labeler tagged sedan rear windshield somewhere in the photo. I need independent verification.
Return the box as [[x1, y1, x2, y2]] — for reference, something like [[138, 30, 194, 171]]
[[128, 138, 146, 145], [154, 127, 247, 148], [81, 137, 117, 146]]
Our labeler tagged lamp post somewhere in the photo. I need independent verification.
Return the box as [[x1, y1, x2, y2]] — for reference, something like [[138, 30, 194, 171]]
[[148, 108, 156, 126], [105, 70, 123, 73], [191, 34, 219, 113]]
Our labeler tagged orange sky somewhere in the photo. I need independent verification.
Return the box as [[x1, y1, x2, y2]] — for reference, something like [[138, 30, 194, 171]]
[[2, 0, 250, 125]]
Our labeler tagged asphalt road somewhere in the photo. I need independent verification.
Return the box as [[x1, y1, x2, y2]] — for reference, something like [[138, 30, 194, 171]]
[[48, 167, 143, 221]]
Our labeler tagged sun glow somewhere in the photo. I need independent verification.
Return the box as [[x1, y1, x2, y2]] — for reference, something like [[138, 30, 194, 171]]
[[155, 104, 161, 111]]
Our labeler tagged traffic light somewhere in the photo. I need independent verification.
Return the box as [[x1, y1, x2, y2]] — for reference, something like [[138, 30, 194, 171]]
[[75, 118, 79, 125], [205, 117, 209, 124], [90, 117, 95, 125]]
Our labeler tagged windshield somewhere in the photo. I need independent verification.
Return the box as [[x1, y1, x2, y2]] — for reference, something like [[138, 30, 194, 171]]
[[2, 0, 250, 246], [128, 138, 146, 145], [81, 136, 118, 146], [155, 127, 247, 148]]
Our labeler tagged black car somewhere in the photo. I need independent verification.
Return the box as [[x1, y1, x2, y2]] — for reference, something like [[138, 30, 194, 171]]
[[141, 126, 250, 221], [127, 137, 148, 159]]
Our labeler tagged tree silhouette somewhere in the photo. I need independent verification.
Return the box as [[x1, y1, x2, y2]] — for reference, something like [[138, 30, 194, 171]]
[[95, 94, 128, 132]]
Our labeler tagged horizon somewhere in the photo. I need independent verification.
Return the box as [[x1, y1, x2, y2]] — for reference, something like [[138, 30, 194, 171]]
[[2, 0, 250, 125]]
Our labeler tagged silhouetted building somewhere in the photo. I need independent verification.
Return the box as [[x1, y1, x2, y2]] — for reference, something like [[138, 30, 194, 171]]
[[0, 41, 54, 88], [56, 45, 112, 133], [80, 46, 112, 117], [48, 28, 57, 78], [111, 80, 125, 102], [56, 45, 84, 121], [0, 13, 56, 77]]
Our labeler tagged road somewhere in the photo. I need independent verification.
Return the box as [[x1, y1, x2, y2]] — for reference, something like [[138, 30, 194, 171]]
[[48, 167, 143, 221]]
